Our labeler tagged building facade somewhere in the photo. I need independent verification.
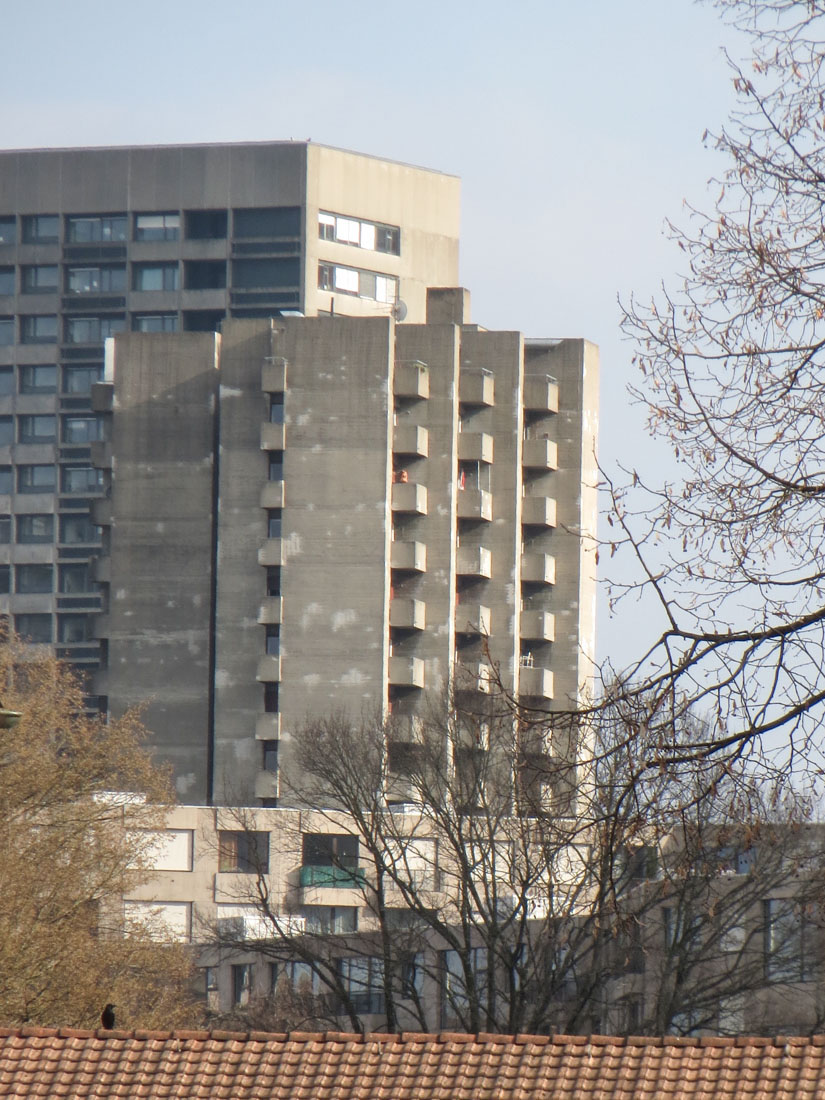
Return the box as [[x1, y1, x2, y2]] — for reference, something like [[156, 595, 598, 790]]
[[0, 141, 460, 677], [92, 289, 598, 804]]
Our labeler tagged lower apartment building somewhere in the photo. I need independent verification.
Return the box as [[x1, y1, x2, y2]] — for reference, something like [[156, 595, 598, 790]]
[[91, 287, 599, 806]]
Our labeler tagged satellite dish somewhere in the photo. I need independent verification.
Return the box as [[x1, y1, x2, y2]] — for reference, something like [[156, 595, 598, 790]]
[[392, 299, 408, 323]]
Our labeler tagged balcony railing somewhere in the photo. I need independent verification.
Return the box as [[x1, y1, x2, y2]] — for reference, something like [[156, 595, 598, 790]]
[[299, 864, 367, 888], [393, 423, 429, 457], [457, 488, 493, 522], [458, 431, 494, 464], [523, 375, 559, 413], [522, 437, 558, 469], [521, 496, 556, 527], [459, 368, 495, 407]]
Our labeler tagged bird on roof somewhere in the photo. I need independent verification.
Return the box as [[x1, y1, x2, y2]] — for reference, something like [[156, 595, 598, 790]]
[[100, 1004, 115, 1030]]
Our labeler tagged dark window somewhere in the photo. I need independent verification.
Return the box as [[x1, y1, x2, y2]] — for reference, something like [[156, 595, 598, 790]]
[[59, 562, 93, 594], [0, 369, 11, 394], [61, 416, 100, 444], [232, 964, 252, 1007], [375, 224, 401, 254], [59, 513, 100, 544], [22, 215, 59, 243], [17, 515, 53, 544], [183, 309, 224, 332], [302, 833, 358, 868], [18, 415, 56, 443], [132, 313, 178, 333], [262, 740, 278, 772], [268, 452, 284, 481], [764, 899, 815, 982], [0, 268, 14, 295], [62, 365, 103, 394], [61, 465, 102, 494], [20, 315, 57, 344], [134, 213, 180, 241], [0, 516, 10, 543], [269, 394, 284, 423], [18, 464, 56, 493], [0, 418, 11, 446], [58, 614, 91, 643], [232, 258, 300, 289], [264, 682, 279, 712], [21, 265, 58, 293], [19, 365, 57, 394], [304, 906, 357, 934], [317, 263, 333, 291], [132, 263, 179, 292], [185, 209, 228, 239], [0, 318, 12, 346], [66, 215, 127, 243], [338, 956, 385, 1015], [183, 260, 226, 290], [16, 564, 53, 594], [267, 510, 281, 538], [0, 218, 16, 245], [15, 614, 52, 643], [266, 567, 280, 596], [65, 315, 125, 343], [218, 830, 269, 874], [0, 565, 8, 593], [265, 625, 280, 656], [0, 466, 11, 494], [233, 207, 300, 238], [66, 266, 126, 294]]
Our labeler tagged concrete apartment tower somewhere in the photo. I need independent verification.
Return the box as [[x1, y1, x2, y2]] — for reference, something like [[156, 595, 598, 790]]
[[93, 290, 598, 805], [0, 141, 459, 678]]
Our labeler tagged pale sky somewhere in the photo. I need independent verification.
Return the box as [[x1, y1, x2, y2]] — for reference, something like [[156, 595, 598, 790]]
[[3, 0, 744, 664]]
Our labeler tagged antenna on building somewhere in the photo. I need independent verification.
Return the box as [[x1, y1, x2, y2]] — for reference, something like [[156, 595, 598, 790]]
[[392, 299, 408, 323]]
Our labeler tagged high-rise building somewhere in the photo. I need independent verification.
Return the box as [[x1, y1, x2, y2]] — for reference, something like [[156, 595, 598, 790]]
[[0, 141, 460, 675], [93, 289, 598, 805]]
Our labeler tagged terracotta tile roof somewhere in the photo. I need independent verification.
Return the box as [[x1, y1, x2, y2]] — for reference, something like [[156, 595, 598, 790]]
[[0, 1027, 823, 1099]]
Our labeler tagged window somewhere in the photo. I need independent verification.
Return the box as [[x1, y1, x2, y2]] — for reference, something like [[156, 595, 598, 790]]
[[59, 513, 100, 544], [65, 315, 125, 344], [61, 465, 102, 494], [19, 365, 56, 394], [18, 415, 56, 444], [302, 833, 358, 869], [185, 209, 228, 240], [183, 260, 226, 290], [764, 898, 815, 982], [20, 315, 57, 344], [15, 564, 53, 594], [281, 960, 323, 995], [57, 614, 91, 643], [0, 467, 11, 494], [15, 614, 52, 643], [0, 319, 12, 346], [218, 830, 270, 874], [21, 266, 58, 293], [303, 906, 357, 934], [232, 964, 252, 1007], [317, 263, 397, 303], [264, 682, 279, 713], [266, 567, 280, 597], [132, 313, 178, 333], [59, 563, 93, 594], [0, 370, 11, 394], [268, 452, 283, 481], [0, 565, 8, 593], [269, 394, 284, 423], [17, 515, 53, 544], [267, 509, 281, 538], [441, 948, 487, 1027], [262, 740, 278, 773], [132, 263, 179, 292], [18, 464, 56, 493], [0, 218, 16, 245], [134, 213, 180, 241], [318, 211, 400, 255], [0, 418, 11, 446], [62, 416, 100, 444], [265, 624, 280, 655], [66, 266, 126, 294], [663, 907, 700, 951], [62, 365, 103, 394], [231, 258, 300, 290], [67, 215, 127, 243], [0, 268, 13, 295], [233, 207, 300, 238], [338, 957, 385, 1014], [22, 215, 59, 243], [0, 516, 9, 543]]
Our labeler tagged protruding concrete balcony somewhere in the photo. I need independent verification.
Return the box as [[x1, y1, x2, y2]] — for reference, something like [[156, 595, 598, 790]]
[[455, 603, 491, 636], [523, 376, 559, 413], [390, 597, 426, 630], [393, 423, 429, 457], [454, 661, 495, 695], [254, 770, 279, 800], [262, 358, 287, 392], [258, 538, 285, 567], [521, 496, 557, 527], [91, 556, 110, 584], [520, 609, 555, 642], [91, 381, 113, 412], [389, 656, 425, 688], [458, 431, 494, 464], [261, 421, 286, 450], [260, 481, 285, 508], [457, 488, 492, 522], [522, 437, 558, 469], [394, 361, 429, 399], [521, 552, 555, 585], [89, 441, 112, 469], [519, 665, 554, 699], [90, 499, 112, 526], [256, 655, 282, 682], [456, 545, 492, 578], [390, 540, 427, 572], [459, 368, 495, 407], [257, 596, 283, 625], [255, 713, 281, 739], [391, 481, 427, 515]]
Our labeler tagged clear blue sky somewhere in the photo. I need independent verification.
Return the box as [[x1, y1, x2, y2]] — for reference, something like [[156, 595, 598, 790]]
[[3, 0, 743, 663]]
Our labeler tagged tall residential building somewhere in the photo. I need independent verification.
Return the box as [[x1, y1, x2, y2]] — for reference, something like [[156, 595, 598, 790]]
[[92, 289, 598, 805], [0, 141, 460, 676]]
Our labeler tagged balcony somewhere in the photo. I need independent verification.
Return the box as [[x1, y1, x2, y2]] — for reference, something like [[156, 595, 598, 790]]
[[519, 665, 554, 699], [260, 481, 285, 508], [90, 499, 112, 526], [454, 662, 495, 695], [391, 481, 427, 515], [258, 538, 284, 567], [389, 597, 426, 630], [393, 423, 429, 457], [457, 488, 493, 522], [522, 437, 558, 469], [521, 552, 555, 585], [458, 432, 494, 464], [389, 656, 425, 688], [456, 545, 492, 578], [91, 381, 113, 412], [299, 864, 367, 889], [256, 655, 281, 682], [521, 496, 556, 527], [255, 713, 281, 739], [257, 596, 283, 625], [390, 540, 426, 572], [254, 770, 279, 800], [262, 358, 287, 393], [523, 376, 559, 413], [459, 369, 494, 407], [455, 603, 491, 636], [261, 421, 286, 450], [394, 361, 429, 400], [89, 441, 112, 469], [91, 556, 110, 584], [520, 609, 555, 642]]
